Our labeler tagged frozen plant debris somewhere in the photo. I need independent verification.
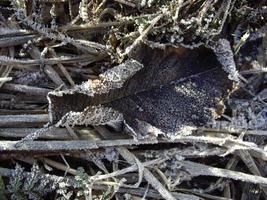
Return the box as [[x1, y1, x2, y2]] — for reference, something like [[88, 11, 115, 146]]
[[211, 39, 240, 82], [48, 44, 236, 139], [0, 0, 267, 199], [57, 105, 124, 129]]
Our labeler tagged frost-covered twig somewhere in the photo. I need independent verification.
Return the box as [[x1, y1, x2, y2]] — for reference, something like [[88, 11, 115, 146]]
[[117, 147, 177, 200], [1, 135, 265, 160], [1, 83, 50, 97], [121, 13, 163, 58], [0, 54, 99, 67], [0, 114, 48, 128], [179, 160, 267, 185]]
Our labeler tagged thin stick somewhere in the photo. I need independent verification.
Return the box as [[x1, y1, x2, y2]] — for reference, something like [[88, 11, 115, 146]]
[[49, 48, 75, 86], [114, 0, 136, 7], [0, 35, 36, 47], [180, 160, 267, 185], [200, 128, 267, 136], [117, 147, 177, 200], [1, 83, 50, 97], [0, 136, 266, 159], [30, 45, 66, 88], [0, 128, 71, 139], [238, 150, 267, 198], [0, 54, 100, 67], [91, 158, 165, 182], [121, 13, 163, 58], [0, 77, 12, 82], [0, 114, 49, 127], [65, 125, 79, 140], [42, 157, 77, 175]]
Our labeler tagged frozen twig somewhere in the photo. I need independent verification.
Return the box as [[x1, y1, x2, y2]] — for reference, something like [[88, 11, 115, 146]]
[[0, 54, 100, 67], [89, 158, 165, 182], [179, 160, 267, 185], [238, 150, 267, 198], [0, 135, 265, 160], [121, 13, 163, 58], [117, 147, 177, 200], [0, 77, 12, 83], [200, 128, 267, 137], [42, 157, 77, 175], [29, 45, 67, 88], [0, 128, 71, 139], [48, 48, 75, 87], [1, 83, 50, 97], [0, 114, 49, 127]]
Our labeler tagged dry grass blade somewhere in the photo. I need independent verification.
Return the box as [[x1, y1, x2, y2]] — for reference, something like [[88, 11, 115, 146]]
[[1, 135, 265, 158], [238, 150, 267, 198], [0, 128, 71, 139], [1, 83, 51, 97], [0, 54, 101, 67], [116, 147, 182, 200], [179, 160, 267, 185], [48, 48, 75, 87], [0, 77, 12, 82], [0, 114, 49, 127], [29, 45, 67, 88]]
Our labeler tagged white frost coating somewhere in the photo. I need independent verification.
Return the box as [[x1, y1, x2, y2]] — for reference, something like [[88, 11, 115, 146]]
[[181, 160, 267, 185], [176, 126, 197, 136], [125, 119, 196, 140], [76, 59, 143, 95], [166, 126, 197, 141], [75, 79, 95, 95], [136, 119, 165, 138], [0, 27, 27, 35], [48, 79, 95, 97], [94, 59, 143, 94], [49, 59, 143, 97], [211, 39, 239, 82], [123, 119, 164, 140], [56, 105, 124, 127], [48, 59, 143, 124]]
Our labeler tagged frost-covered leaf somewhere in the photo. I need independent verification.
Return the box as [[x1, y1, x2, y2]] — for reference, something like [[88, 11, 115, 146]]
[[48, 43, 236, 139]]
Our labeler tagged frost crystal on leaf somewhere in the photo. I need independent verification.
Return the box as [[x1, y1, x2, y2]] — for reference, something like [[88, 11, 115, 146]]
[[57, 105, 124, 128], [49, 44, 235, 139], [211, 39, 240, 82]]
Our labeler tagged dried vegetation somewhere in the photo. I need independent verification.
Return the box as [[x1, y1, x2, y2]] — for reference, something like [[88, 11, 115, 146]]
[[0, 0, 266, 199]]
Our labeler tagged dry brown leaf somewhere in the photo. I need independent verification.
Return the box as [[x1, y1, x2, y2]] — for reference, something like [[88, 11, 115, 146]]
[[48, 43, 236, 139]]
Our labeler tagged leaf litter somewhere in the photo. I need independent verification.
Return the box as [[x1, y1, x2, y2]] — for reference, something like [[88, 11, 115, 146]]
[[0, 0, 266, 199], [48, 42, 236, 139]]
